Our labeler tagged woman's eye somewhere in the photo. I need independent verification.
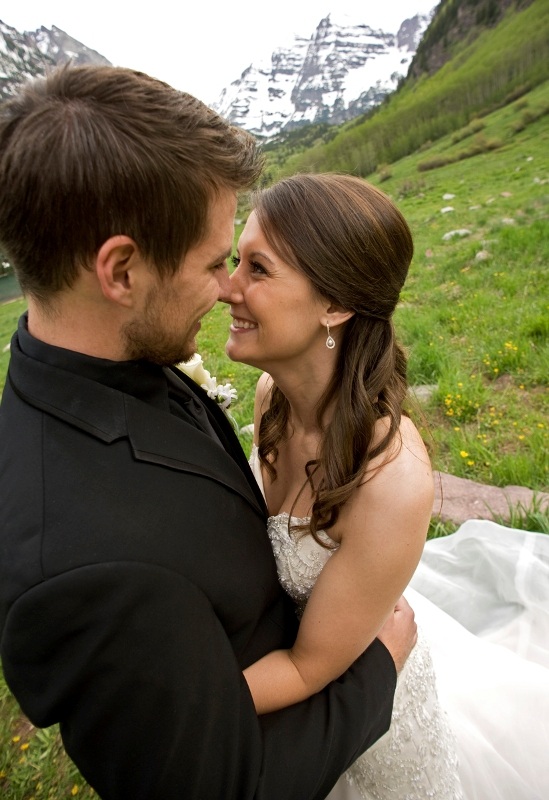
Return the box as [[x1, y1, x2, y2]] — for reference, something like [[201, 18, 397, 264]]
[[231, 254, 267, 275]]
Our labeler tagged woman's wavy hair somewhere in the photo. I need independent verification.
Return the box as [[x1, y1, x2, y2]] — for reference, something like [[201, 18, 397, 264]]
[[253, 173, 413, 546]]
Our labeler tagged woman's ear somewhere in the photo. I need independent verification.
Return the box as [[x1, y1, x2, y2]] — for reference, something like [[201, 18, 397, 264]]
[[95, 236, 145, 307], [323, 304, 355, 329]]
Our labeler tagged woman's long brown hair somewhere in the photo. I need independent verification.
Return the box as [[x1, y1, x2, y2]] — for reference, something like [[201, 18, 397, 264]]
[[254, 174, 413, 546]]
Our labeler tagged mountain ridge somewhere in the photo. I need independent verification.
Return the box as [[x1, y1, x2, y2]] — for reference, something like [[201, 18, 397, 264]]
[[0, 19, 111, 101], [213, 11, 433, 138]]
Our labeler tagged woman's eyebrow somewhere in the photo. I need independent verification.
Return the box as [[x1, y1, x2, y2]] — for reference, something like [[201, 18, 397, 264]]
[[248, 250, 275, 265]]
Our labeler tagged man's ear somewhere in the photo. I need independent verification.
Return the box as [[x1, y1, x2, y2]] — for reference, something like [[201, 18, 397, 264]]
[[95, 236, 146, 307]]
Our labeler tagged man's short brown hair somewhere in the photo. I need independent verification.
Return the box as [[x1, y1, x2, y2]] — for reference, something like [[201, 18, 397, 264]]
[[0, 64, 262, 300]]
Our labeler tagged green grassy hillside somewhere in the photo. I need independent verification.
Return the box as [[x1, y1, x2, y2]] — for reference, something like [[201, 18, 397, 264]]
[[371, 82, 548, 492]]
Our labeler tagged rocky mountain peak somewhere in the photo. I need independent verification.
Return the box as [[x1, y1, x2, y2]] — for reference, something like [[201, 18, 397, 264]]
[[0, 19, 111, 101], [213, 10, 433, 138]]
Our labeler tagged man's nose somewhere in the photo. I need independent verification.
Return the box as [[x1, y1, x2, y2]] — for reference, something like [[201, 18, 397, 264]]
[[218, 264, 242, 304], [217, 264, 232, 302]]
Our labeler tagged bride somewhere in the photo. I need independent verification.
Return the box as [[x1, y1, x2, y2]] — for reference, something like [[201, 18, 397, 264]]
[[223, 173, 549, 799]]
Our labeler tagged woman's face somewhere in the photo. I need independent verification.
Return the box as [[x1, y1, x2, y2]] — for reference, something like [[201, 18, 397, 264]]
[[224, 211, 329, 372]]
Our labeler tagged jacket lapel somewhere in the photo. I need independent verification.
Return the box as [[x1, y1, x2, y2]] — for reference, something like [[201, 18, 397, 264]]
[[124, 395, 265, 516], [165, 366, 267, 512], [8, 343, 266, 518]]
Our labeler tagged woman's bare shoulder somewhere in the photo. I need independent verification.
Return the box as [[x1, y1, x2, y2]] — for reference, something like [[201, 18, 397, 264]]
[[370, 414, 431, 478], [334, 414, 433, 549], [255, 371, 273, 408], [253, 372, 274, 444]]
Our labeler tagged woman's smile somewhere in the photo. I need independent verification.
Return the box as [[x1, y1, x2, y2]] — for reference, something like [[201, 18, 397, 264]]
[[230, 316, 258, 331]]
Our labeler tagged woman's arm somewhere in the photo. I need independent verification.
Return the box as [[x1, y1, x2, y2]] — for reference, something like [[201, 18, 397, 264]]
[[244, 416, 433, 714]]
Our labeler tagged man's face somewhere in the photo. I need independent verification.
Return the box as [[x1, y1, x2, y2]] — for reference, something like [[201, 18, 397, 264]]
[[122, 189, 236, 365]]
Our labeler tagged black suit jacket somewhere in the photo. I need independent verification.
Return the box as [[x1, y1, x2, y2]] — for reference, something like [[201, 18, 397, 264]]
[[0, 322, 396, 799]]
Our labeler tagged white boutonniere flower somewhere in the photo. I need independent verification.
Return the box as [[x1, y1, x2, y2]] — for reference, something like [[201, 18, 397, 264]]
[[177, 352, 211, 386], [177, 353, 238, 412]]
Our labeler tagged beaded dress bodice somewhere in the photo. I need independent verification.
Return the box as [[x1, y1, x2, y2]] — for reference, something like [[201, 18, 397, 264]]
[[266, 512, 335, 617]]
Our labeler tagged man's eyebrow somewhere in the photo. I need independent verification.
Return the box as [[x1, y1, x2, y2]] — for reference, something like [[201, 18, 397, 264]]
[[211, 248, 233, 266]]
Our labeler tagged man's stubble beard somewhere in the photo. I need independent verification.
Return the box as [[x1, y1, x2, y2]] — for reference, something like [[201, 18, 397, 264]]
[[121, 285, 195, 366]]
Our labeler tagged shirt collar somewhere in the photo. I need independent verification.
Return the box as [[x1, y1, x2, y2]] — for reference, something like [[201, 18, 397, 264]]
[[17, 313, 170, 411]]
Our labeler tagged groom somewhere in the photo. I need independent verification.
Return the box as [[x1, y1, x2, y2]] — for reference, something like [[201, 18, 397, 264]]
[[0, 65, 415, 799]]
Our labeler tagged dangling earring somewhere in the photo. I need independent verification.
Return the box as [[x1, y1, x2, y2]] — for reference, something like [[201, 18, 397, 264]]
[[325, 322, 335, 349]]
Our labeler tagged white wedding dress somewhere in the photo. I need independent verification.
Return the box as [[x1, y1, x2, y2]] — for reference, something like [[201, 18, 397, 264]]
[[250, 446, 549, 800]]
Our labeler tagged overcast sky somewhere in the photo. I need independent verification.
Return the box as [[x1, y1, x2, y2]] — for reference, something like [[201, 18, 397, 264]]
[[2, 1, 437, 105]]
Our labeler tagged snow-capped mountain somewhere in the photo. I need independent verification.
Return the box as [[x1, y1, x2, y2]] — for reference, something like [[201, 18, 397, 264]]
[[0, 20, 111, 101], [213, 11, 433, 138]]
